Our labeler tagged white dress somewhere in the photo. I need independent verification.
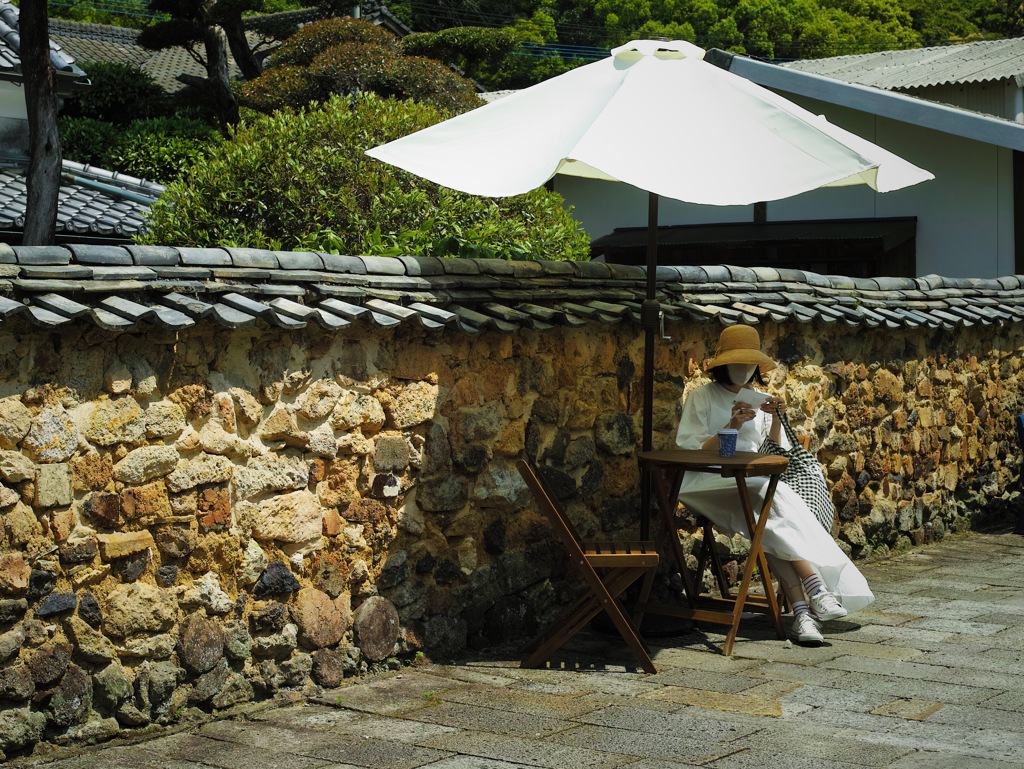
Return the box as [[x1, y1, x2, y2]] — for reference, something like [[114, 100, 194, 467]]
[[675, 382, 874, 613]]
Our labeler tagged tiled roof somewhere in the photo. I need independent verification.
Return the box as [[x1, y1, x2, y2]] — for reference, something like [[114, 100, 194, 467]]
[[0, 244, 1020, 332], [781, 38, 1024, 91], [0, 2, 89, 87], [0, 161, 164, 241], [50, 6, 411, 94], [49, 20, 150, 69], [50, 22, 253, 94]]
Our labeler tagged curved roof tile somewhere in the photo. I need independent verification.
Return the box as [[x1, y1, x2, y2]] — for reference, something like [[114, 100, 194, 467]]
[[0, 244, 1020, 335]]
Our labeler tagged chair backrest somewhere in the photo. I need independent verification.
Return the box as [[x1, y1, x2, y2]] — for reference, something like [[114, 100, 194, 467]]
[[516, 453, 588, 558]]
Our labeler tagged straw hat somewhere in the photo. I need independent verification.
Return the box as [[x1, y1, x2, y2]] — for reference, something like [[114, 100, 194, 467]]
[[706, 324, 777, 371]]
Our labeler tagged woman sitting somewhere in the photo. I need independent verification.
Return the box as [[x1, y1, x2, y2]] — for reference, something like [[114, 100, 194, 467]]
[[675, 324, 873, 646]]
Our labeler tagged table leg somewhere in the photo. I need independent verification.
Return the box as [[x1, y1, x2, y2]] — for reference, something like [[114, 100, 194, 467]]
[[723, 474, 784, 654], [647, 465, 699, 607]]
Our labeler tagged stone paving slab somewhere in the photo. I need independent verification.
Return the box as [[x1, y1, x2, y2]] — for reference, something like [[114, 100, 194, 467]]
[[419, 729, 630, 769], [10, 530, 1024, 769]]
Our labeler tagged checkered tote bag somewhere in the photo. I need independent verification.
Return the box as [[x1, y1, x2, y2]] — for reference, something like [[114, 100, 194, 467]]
[[758, 412, 835, 532]]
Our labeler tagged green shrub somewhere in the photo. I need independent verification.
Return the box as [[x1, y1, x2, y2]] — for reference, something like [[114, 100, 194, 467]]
[[309, 44, 481, 114], [58, 117, 120, 167], [61, 62, 172, 124], [401, 27, 523, 82], [138, 93, 590, 261], [268, 17, 398, 68], [241, 39, 482, 116], [59, 115, 221, 183], [237, 65, 318, 114], [108, 117, 222, 183]]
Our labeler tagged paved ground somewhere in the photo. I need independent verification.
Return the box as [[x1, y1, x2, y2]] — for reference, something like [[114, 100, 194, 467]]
[[13, 530, 1024, 769]]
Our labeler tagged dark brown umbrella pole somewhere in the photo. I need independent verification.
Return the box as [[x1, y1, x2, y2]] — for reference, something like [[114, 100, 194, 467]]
[[640, 192, 659, 539]]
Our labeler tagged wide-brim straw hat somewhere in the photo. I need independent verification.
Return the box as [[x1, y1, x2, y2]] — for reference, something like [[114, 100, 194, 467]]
[[706, 324, 777, 371]]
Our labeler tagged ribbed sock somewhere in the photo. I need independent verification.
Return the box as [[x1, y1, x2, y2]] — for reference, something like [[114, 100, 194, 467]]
[[801, 573, 826, 598], [791, 600, 810, 617]]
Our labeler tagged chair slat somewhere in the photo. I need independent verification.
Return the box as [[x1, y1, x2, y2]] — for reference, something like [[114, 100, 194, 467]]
[[516, 453, 659, 673]]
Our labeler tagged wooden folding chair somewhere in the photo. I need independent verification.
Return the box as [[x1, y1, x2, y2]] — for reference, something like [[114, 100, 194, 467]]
[[516, 453, 659, 673]]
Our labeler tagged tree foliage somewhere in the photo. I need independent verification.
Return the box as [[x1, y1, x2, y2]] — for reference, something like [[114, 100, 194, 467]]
[[59, 62, 173, 125], [139, 93, 591, 260], [402, 26, 524, 82], [389, 0, 1015, 69], [238, 18, 482, 114], [60, 115, 222, 183]]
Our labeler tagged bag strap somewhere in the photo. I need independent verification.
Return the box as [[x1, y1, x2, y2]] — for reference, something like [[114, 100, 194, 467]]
[[776, 410, 802, 449]]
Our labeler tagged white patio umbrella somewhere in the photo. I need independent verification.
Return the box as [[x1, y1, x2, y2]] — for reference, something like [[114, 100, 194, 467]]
[[366, 39, 932, 533]]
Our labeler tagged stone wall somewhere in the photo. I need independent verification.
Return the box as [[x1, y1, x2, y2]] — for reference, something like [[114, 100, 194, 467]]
[[0, 315, 1021, 757]]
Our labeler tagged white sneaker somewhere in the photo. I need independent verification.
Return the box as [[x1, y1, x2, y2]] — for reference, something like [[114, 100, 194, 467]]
[[790, 613, 823, 646], [809, 590, 848, 622]]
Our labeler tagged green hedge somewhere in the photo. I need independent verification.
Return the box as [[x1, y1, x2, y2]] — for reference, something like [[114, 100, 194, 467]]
[[239, 17, 481, 115], [59, 115, 222, 183], [138, 93, 591, 261]]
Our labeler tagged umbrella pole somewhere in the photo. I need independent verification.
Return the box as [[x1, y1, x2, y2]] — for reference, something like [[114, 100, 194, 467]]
[[640, 192, 659, 539]]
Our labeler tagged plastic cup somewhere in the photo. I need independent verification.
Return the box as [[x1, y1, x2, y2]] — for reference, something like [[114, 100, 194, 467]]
[[717, 429, 739, 457]]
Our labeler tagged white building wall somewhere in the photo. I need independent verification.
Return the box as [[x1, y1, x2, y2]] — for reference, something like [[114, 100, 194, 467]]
[[558, 93, 1016, 279], [0, 82, 26, 121]]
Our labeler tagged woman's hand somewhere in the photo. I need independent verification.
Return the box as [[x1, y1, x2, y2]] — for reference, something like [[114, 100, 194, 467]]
[[729, 401, 757, 429], [761, 396, 787, 417]]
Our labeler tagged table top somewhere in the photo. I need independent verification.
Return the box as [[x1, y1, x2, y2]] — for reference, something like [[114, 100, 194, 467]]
[[638, 449, 789, 476]]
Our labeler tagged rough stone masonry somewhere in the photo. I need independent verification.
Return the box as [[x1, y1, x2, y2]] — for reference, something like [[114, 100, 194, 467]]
[[0, 311, 1021, 758]]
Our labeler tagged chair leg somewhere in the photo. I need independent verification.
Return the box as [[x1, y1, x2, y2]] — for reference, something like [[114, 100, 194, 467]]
[[631, 562, 657, 631], [523, 567, 657, 673]]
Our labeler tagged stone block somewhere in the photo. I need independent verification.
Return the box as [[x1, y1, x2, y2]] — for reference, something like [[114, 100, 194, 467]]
[[0, 399, 30, 450], [292, 587, 347, 649], [85, 397, 146, 446], [0, 552, 29, 594], [197, 485, 231, 531], [83, 491, 120, 527], [34, 463, 71, 509], [120, 481, 171, 521], [250, 489, 323, 543], [113, 445, 180, 485], [0, 450, 35, 483], [23, 406, 79, 463], [96, 531, 156, 561]]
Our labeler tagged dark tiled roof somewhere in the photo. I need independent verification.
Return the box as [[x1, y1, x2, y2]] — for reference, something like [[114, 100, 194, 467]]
[[0, 3, 89, 86], [49, 20, 150, 69], [0, 244, 1020, 332], [0, 161, 164, 241], [50, 6, 410, 94]]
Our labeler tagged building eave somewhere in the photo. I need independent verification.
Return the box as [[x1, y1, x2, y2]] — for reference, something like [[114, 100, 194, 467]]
[[706, 49, 1024, 153]]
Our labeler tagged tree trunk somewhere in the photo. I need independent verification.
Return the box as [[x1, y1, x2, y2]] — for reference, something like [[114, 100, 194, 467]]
[[204, 23, 240, 129], [222, 13, 262, 80], [21, 0, 61, 246]]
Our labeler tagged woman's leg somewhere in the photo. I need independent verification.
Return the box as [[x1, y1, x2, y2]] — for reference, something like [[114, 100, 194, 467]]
[[790, 559, 848, 621], [767, 555, 823, 645]]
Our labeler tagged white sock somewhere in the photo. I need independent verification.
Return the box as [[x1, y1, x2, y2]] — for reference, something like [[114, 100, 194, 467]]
[[791, 600, 810, 617], [801, 573, 826, 597]]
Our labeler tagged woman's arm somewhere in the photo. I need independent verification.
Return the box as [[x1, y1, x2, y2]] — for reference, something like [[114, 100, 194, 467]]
[[761, 396, 786, 444], [676, 386, 756, 451]]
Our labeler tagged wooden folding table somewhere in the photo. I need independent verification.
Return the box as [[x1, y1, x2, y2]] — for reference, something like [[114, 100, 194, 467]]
[[637, 449, 789, 655]]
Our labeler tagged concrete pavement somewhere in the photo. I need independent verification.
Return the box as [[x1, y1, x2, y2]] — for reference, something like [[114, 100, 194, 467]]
[[12, 530, 1024, 769]]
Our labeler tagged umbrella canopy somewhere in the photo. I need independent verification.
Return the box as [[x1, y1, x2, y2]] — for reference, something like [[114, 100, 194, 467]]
[[366, 39, 933, 205], [366, 39, 933, 536]]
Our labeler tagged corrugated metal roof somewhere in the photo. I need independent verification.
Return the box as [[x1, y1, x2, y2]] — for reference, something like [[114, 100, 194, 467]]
[[782, 37, 1024, 90], [0, 244, 1020, 334]]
